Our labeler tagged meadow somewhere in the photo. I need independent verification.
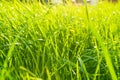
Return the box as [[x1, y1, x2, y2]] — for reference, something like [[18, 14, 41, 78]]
[[0, 1, 120, 80]]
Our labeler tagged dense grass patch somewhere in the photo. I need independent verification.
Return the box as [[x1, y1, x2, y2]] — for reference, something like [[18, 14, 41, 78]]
[[0, 1, 120, 80]]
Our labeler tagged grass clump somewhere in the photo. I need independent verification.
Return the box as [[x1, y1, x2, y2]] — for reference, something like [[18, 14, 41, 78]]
[[0, 1, 120, 80]]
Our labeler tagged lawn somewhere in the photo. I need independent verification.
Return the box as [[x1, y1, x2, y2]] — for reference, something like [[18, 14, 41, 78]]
[[0, 1, 120, 80]]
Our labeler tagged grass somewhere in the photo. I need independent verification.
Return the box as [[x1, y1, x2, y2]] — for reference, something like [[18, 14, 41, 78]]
[[0, 1, 120, 80]]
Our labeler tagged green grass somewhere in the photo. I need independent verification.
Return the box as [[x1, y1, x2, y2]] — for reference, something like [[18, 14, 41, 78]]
[[0, 1, 120, 80]]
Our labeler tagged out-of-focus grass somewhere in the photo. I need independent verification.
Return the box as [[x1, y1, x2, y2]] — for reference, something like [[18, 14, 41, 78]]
[[0, 1, 120, 80]]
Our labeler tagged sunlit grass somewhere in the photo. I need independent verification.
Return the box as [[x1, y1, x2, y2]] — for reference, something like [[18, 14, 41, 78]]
[[0, 1, 120, 80]]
